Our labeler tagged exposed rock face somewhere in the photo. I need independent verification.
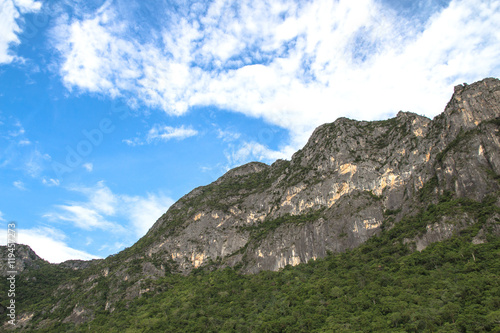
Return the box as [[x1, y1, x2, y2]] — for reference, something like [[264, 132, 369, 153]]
[[0, 244, 46, 275], [129, 77, 500, 274], [57, 259, 101, 271]]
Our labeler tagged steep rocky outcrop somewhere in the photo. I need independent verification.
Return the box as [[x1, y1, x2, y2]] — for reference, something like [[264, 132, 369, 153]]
[[130, 77, 500, 274], [0, 244, 46, 275]]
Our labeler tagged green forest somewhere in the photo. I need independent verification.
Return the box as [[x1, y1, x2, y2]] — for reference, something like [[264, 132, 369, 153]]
[[5, 193, 499, 332]]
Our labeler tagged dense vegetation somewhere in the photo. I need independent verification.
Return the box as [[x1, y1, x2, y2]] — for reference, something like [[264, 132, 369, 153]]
[[69, 228, 500, 332], [4, 192, 498, 332]]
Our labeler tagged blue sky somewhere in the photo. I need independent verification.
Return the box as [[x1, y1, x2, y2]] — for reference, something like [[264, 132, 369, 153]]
[[0, 0, 499, 262]]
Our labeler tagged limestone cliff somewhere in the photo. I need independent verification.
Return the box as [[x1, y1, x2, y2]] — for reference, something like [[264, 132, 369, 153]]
[[128, 77, 500, 274]]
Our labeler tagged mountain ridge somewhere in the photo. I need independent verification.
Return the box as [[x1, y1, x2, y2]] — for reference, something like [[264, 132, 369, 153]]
[[1, 77, 500, 330], [132, 77, 499, 275], [4, 78, 500, 272]]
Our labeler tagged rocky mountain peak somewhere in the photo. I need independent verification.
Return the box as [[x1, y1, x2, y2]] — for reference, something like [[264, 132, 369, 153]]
[[0, 244, 46, 275], [137, 77, 500, 275], [216, 162, 269, 183], [442, 77, 500, 132]]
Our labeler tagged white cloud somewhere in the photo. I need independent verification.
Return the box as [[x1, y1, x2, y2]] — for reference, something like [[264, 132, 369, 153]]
[[82, 162, 93, 172], [42, 177, 60, 186], [81, 180, 117, 215], [0, 211, 5, 221], [226, 141, 294, 166], [13, 0, 41, 13], [217, 128, 241, 142], [18, 139, 31, 145], [122, 137, 142, 147], [147, 124, 198, 142], [44, 181, 120, 230], [17, 227, 99, 263], [8, 120, 25, 137], [0, 226, 100, 263], [0, 0, 42, 64], [24, 149, 51, 177], [122, 193, 174, 236], [52, 0, 500, 157], [13, 180, 26, 190], [124, 124, 198, 146], [45, 204, 117, 231], [44, 181, 173, 237]]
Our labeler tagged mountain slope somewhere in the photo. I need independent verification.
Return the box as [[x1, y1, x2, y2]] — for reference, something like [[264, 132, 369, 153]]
[[70, 209, 500, 332], [1, 77, 500, 330], [133, 77, 500, 274], [3, 200, 499, 332]]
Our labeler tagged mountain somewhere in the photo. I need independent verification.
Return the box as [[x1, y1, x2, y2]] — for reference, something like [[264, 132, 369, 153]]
[[136, 77, 500, 274], [1, 77, 500, 331]]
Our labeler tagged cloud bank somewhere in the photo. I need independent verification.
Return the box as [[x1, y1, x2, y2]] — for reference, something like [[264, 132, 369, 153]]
[[52, 0, 500, 154]]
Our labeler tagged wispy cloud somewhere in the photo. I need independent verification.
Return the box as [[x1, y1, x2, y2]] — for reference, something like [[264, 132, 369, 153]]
[[1, 118, 55, 178], [44, 181, 120, 230], [52, 0, 500, 156], [13, 180, 26, 190], [0, 0, 42, 64], [82, 162, 93, 172], [217, 128, 241, 142], [98, 241, 127, 254], [225, 141, 295, 167], [122, 193, 174, 236], [24, 149, 51, 177], [18, 139, 31, 146], [122, 137, 142, 147], [45, 205, 117, 231], [44, 181, 173, 237], [42, 177, 60, 186], [8, 120, 25, 137], [124, 124, 198, 146], [147, 125, 198, 142]]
